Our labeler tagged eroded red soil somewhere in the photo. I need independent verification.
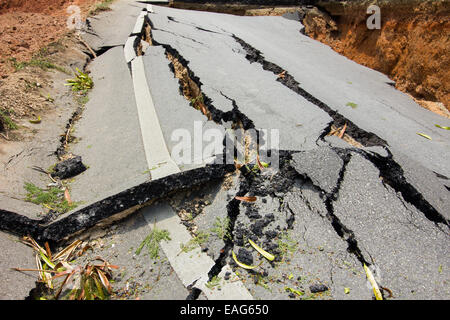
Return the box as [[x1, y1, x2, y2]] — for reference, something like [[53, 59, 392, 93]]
[[0, 0, 100, 77], [304, 0, 449, 115]]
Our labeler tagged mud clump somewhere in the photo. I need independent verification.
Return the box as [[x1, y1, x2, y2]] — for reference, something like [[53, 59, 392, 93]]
[[237, 247, 254, 265], [303, 0, 450, 115]]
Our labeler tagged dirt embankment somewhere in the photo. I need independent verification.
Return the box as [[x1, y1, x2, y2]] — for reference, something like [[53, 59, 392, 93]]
[[303, 0, 449, 116], [0, 0, 100, 77]]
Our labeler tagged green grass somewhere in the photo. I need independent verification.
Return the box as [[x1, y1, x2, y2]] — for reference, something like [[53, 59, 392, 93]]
[[205, 276, 221, 290], [75, 95, 90, 106], [135, 228, 171, 259], [211, 217, 231, 241], [24, 182, 78, 214], [65, 68, 93, 94], [0, 109, 18, 130], [90, 0, 115, 15], [9, 57, 68, 74], [346, 102, 358, 109], [180, 231, 209, 254], [277, 231, 298, 260]]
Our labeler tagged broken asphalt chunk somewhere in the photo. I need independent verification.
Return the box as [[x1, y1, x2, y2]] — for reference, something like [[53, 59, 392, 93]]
[[309, 284, 329, 293], [51, 156, 87, 179]]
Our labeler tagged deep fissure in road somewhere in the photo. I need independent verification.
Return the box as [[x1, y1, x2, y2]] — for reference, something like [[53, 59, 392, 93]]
[[232, 35, 388, 148], [142, 14, 450, 299]]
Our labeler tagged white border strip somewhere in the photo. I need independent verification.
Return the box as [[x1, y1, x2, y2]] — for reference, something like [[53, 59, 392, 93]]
[[141, 203, 253, 300], [131, 56, 180, 179]]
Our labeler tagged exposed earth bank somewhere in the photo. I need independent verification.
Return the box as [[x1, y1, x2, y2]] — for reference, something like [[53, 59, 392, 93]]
[[0, 0, 100, 77], [303, 0, 449, 115]]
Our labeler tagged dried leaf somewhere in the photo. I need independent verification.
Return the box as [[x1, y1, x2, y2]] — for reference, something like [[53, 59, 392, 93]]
[[231, 251, 262, 270], [235, 196, 257, 202], [435, 124, 450, 130], [248, 239, 275, 261], [380, 286, 393, 298], [64, 188, 72, 205], [416, 132, 432, 140], [53, 240, 82, 262], [29, 116, 41, 124], [285, 287, 304, 296], [338, 123, 347, 139], [364, 264, 383, 300], [44, 242, 52, 261], [277, 71, 286, 79], [97, 269, 112, 293]]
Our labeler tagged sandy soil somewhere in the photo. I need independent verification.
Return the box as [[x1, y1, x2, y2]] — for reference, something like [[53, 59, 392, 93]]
[[0, 0, 102, 77], [304, 0, 450, 116]]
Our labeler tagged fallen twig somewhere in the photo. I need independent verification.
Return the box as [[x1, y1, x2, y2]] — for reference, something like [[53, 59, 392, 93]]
[[76, 34, 97, 58]]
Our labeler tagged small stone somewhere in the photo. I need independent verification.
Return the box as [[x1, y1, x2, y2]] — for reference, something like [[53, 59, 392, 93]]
[[310, 284, 329, 293]]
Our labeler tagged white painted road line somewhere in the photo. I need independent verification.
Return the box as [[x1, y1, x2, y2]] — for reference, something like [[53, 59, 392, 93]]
[[141, 203, 254, 300], [124, 36, 137, 64], [132, 10, 147, 35], [131, 56, 180, 179], [128, 8, 253, 299]]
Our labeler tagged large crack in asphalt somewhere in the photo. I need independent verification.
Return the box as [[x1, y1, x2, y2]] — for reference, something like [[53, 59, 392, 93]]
[[232, 35, 388, 148], [230, 35, 449, 228], [143, 14, 450, 298], [356, 149, 450, 230], [0, 164, 235, 248], [293, 149, 370, 265], [8, 9, 447, 299]]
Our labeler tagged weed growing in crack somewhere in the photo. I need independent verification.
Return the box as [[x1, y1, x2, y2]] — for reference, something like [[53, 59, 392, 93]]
[[276, 231, 298, 261], [24, 182, 78, 214], [190, 94, 204, 106], [255, 274, 271, 291], [75, 95, 89, 106], [135, 227, 171, 260], [211, 217, 232, 241], [65, 68, 93, 94], [206, 275, 222, 290], [180, 231, 209, 254]]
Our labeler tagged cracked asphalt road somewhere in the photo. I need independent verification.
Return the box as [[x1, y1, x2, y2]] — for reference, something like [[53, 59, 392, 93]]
[[137, 4, 449, 300], [1, 1, 449, 300]]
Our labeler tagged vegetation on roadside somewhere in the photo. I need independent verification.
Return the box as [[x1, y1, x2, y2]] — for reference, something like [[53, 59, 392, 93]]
[[65, 68, 94, 94], [346, 102, 358, 109], [24, 182, 78, 214], [205, 276, 222, 290], [180, 231, 209, 254], [0, 108, 18, 131], [135, 227, 171, 259], [211, 217, 232, 241], [276, 231, 298, 261], [90, 0, 115, 15], [14, 237, 118, 300], [9, 57, 68, 74]]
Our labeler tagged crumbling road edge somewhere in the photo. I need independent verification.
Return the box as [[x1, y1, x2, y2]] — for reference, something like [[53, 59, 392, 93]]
[[0, 164, 235, 245]]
